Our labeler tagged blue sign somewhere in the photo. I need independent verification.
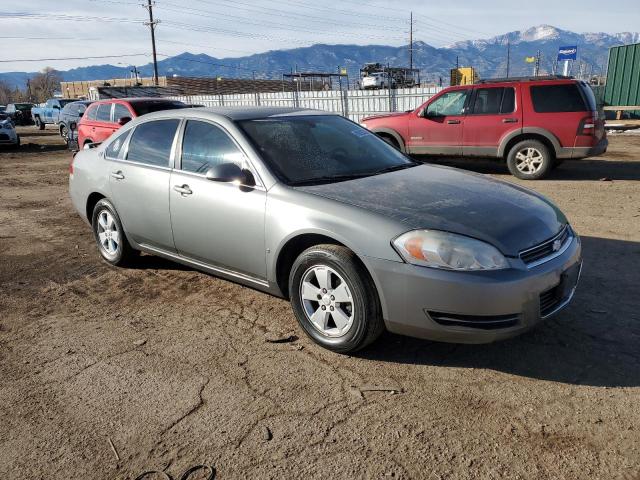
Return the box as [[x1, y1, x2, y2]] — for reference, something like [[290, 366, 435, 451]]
[[557, 46, 578, 61]]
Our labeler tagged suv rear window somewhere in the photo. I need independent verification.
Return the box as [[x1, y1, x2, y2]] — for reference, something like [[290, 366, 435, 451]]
[[530, 84, 587, 113]]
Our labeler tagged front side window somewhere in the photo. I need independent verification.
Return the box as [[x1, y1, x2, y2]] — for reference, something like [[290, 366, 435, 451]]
[[113, 103, 131, 121], [181, 120, 246, 174], [425, 90, 469, 116], [96, 104, 112, 122], [126, 119, 180, 168], [530, 84, 587, 113], [238, 115, 415, 185], [471, 87, 515, 114]]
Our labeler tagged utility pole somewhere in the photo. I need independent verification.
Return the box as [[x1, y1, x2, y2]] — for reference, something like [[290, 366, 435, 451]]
[[409, 11, 413, 71], [143, 0, 160, 86], [534, 50, 541, 77], [506, 40, 510, 78]]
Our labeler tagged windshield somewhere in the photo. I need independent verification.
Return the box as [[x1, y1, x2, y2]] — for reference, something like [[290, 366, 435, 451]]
[[238, 115, 416, 185], [129, 100, 187, 116]]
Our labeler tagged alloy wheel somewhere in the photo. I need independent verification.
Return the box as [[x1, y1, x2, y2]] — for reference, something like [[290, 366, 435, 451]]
[[300, 265, 355, 337], [96, 210, 120, 256], [515, 147, 544, 174]]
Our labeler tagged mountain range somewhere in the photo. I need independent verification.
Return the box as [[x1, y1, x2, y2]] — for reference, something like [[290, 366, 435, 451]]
[[1, 25, 638, 89]]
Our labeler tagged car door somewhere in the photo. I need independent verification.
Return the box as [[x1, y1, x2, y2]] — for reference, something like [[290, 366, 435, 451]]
[[93, 103, 116, 143], [407, 87, 470, 155], [107, 119, 180, 251], [169, 119, 267, 280], [43, 100, 55, 123], [462, 85, 521, 156]]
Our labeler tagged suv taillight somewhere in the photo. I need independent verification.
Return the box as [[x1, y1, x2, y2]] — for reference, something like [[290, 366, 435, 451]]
[[579, 115, 596, 136]]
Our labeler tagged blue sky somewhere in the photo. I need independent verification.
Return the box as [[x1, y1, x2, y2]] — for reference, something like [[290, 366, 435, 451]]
[[0, 0, 638, 71]]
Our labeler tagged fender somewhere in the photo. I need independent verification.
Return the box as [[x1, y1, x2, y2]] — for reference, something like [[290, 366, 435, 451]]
[[370, 127, 406, 153], [498, 127, 562, 158]]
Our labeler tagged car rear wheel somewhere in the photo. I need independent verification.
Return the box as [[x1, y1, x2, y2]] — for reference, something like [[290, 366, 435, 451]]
[[91, 199, 137, 266], [289, 244, 384, 353], [35, 117, 45, 130], [60, 124, 68, 143], [506, 140, 553, 180]]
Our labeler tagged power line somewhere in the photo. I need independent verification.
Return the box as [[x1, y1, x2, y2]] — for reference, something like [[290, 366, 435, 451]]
[[0, 53, 150, 63]]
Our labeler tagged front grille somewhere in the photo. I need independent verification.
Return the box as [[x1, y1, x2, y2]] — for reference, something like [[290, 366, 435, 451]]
[[0, 133, 8, 141], [427, 311, 520, 330], [520, 226, 571, 267], [539, 284, 562, 317]]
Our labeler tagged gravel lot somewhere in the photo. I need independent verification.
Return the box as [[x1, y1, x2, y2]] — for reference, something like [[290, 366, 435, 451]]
[[1, 127, 639, 480]]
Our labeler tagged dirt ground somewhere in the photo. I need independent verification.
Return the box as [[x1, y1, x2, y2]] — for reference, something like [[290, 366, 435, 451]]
[[1, 126, 639, 480]]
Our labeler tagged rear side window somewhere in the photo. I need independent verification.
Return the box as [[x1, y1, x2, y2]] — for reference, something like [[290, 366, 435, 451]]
[[105, 129, 130, 159], [471, 87, 515, 114], [126, 119, 180, 167], [96, 104, 112, 122], [85, 105, 98, 121], [181, 120, 246, 174], [113, 103, 131, 121], [530, 84, 587, 113]]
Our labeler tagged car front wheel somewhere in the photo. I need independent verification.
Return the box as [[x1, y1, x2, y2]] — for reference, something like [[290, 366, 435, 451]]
[[506, 140, 553, 180], [91, 199, 137, 266], [289, 244, 384, 353]]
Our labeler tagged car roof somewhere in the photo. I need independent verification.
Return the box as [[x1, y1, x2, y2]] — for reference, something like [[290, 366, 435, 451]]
[[138, 106, 334, 121]]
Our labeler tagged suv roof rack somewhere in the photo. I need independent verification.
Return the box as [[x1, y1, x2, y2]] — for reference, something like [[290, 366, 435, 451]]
[[476, 75, 574, 84]]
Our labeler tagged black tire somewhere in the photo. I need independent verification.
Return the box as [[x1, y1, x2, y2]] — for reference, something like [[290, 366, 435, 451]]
[[506, 140, 553, 180], [35, 117, 45, 130], [12, 136, 20, 149], [91, 199, 138, 266], [60, 124, 68, 143], [289, 244, 384, 353]]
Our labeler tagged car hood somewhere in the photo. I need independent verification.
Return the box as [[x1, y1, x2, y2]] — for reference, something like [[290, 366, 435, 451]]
[[295, 164, 566, 256], [361, 111, 410, 123]]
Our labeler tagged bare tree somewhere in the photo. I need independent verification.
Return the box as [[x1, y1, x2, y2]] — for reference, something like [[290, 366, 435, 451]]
[[0, 80, 12, 105], [29, 67, 63, 102]]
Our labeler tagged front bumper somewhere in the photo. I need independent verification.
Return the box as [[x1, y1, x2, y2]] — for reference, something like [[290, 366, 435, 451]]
[[363, 235, 582, 344]]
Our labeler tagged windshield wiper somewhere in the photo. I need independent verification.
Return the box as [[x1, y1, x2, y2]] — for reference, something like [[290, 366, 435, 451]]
[[289, 172, 374, 186], [372, 163, 418, 175]]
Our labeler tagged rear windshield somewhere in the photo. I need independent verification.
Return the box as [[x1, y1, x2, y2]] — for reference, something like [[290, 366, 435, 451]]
[[579, 83, 598, 111], [530, 84, 588, 113], [128, 100, 186, 116], [15, 103, 32, 110]]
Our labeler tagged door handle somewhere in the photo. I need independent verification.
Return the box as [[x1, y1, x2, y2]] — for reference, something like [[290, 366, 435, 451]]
[[447, 119, 461, 124], [173, 184, 193, 195], [502, 118, 519, 123], [110, 171, 124, 180]]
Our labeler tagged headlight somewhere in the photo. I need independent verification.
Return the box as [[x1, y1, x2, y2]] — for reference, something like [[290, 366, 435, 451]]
[[392, 230, 509, 271]]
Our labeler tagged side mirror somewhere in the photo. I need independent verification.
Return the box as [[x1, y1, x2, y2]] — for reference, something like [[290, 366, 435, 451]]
[[117, 116, 131, 126], [69, 121, 77, 130], [78, 111, 84, 118], [205, 163, 253, 185]]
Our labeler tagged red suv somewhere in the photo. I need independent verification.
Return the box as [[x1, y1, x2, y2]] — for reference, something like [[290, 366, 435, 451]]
[[78, 98, 187, 148], [361, 77, 607, 179]]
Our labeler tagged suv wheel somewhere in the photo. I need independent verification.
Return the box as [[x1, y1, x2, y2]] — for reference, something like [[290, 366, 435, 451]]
[[506, 140, 553, 180], [289, 245, 384, 353], [91, 199, 137, 266], [35, 117, 45, 130]]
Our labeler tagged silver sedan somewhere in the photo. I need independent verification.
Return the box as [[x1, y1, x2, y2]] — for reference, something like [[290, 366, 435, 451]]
[[69, 107, 582, 352]]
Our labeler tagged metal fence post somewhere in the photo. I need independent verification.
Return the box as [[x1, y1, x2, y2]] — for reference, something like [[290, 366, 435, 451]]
[[342, 89, 349, 119]]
